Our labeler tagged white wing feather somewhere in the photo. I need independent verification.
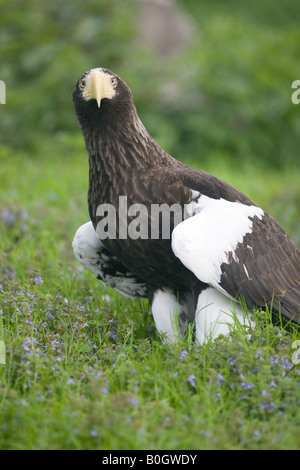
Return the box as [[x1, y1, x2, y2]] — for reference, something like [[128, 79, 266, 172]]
[[172, 195, 264, 290]]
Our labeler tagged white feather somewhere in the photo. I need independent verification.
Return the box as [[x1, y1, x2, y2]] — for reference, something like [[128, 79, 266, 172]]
[[73, 221, 104, 278], [172, 195, 264, 289], [151, 289, 194, 343], [195, 287, 255, 344], [151, 289, 180, 343], [73, 221, 147, 298]]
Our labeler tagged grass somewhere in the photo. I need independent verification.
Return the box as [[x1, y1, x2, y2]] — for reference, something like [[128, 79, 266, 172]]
[[0, 141, 300, 450]]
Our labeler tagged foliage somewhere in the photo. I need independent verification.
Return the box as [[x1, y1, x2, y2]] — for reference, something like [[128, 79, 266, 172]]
[[0, 148, 300, 450], [1, 0, 300, 450], [0, 0, 137, 149], [1, 0, 300, 167]]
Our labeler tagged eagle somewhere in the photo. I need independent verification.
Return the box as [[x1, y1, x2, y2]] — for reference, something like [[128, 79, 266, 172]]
[[72, 67, 300, 344]]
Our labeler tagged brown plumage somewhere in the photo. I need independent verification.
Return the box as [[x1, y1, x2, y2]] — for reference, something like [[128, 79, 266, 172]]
[[72, 67, 300, 343]]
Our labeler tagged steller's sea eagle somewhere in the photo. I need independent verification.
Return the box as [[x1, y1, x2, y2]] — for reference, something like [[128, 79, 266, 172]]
[[72, 67, 300, 344]]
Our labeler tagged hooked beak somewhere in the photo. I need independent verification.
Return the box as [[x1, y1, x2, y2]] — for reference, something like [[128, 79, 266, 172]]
[[82, 69, 116, 108]]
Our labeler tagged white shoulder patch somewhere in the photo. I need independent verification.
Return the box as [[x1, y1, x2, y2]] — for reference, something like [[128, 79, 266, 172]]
[[172, 195, 264, 287]]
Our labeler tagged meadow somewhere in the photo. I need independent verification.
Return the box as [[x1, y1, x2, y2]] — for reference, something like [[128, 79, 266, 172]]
[[0, 141, 300, 450], [1, 0, 300, 451]]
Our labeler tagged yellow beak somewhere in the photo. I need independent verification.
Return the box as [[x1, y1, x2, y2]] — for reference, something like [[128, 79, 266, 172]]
[[89, 71, 104, 108], [82, 69, 116, 108]]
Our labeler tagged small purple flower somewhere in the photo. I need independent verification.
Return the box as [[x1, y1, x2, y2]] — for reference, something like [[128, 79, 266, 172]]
[[106, 330, 117, 340], [241, 381, 254, 390], [126, 396, 139, 406], [2, 209, 16, 224], [90, 429, 98, 437], [187, 374, 196, 388], [216, 373, 224, 385], [67, 378, 75, 385], [261, 402, 276, 410], [94, 371, 103, 377], [279, 358, 293, 371], [45, 311, 55, 321], [179, 349, 188, 360], [33, 276, 43, 285]]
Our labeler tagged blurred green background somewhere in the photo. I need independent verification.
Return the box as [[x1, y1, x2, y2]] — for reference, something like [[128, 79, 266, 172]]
[[1, 0, 300, 169], [1, 1, 300, 451]]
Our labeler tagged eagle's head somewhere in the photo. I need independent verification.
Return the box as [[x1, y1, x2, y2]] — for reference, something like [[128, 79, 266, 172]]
[[73, 67, 156, 164], [72, 68, 138, 146], [73, 68, 133, 113]]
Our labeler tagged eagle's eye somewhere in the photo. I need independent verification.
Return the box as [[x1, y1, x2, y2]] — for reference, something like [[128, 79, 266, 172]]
[[110, 76, 117, 86], [79, 79, 86, 89]]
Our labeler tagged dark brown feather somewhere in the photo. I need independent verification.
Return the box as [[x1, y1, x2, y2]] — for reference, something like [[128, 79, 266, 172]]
[[219, 214, 300, 320]]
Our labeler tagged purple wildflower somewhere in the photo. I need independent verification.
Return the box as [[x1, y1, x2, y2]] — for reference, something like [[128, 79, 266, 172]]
[[106, 330, 117, 340], [187, 374, 196, 388], [126, 396, 139, 407], [279, 358, 293, 371], [33, 276, 43, 285], [45, 311, 55, 321], [179, 349, 188, 360], [2, 209, 16, 224], [241, 381, 254, 390], [216, 373, 224, 385]]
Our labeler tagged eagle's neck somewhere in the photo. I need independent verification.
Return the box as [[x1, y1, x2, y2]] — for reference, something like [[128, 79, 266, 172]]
[[87, 108, 170, 174], [86, 105, 175, 206]]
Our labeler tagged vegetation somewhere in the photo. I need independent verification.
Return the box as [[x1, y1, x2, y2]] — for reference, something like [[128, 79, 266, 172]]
[[1, 0, 300, 450]]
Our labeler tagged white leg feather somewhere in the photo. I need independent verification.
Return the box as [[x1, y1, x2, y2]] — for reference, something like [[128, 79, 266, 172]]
[[151, 289, 180, 343], [195, 287, 254, 345]]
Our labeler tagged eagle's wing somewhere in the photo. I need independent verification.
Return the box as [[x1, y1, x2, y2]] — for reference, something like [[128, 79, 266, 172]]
[[73, 221, 147, 299], [172, 191, 300, 321]]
